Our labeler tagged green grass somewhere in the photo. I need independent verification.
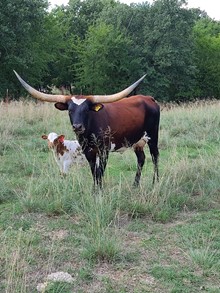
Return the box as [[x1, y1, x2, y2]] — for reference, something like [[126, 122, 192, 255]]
[[0, 100, 220, 292]]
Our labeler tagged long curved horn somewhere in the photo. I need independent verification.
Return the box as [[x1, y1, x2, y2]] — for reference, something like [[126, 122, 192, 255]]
[[14, 70, 71, 103], [14, 70, 146, 104], [90, 74, 146, 103]]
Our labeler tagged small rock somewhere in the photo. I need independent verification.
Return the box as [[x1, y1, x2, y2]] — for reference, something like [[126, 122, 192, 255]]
[[36, 282, 48, 292], [46, 271, 74, 283]]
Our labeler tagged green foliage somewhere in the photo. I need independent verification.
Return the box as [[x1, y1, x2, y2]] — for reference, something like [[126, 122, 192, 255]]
[[193, 19, 220, 98], [67, 0, 112, 39], [1, 0, 220, 101], [143, 0, 197, 100], [0, 0, 49, 99], [75, 22, 140, 94], [42, 8, 79, 90]]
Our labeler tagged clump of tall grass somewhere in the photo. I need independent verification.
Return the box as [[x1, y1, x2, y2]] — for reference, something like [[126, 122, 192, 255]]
[[79, 189, 122, 262], [16, 163, 90, 215], [0, 227, 41, 293], [119, 146, 219, 222], [160, 100, 220, 150], [176, 211, 220, 276]]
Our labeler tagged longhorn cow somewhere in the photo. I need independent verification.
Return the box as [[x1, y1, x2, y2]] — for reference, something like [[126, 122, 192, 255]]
[[14, 71, 160, 187]]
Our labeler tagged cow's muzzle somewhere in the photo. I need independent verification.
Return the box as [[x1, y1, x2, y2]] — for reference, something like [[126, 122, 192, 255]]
[[73, 124, 85, 134]]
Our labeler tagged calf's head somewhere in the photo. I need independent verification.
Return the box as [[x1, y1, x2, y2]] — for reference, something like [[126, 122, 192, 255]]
[[42, 132, 65, 149]]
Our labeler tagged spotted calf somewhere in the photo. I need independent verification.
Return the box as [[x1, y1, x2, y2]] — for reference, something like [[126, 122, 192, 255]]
[[42, 132, 85, 175]]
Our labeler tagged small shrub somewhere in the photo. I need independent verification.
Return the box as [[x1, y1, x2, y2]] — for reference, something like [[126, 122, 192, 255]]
[[82, 232, 120, 263]]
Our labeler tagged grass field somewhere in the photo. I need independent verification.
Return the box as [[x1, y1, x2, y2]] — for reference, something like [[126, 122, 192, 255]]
[[0, 100, 220, 292]]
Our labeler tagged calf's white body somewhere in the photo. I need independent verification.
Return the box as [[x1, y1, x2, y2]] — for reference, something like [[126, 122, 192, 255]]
[[42, 132, 85, 175]]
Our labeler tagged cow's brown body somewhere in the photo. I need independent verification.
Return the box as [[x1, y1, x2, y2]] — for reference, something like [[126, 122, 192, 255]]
[[55, 95, 160, 187]]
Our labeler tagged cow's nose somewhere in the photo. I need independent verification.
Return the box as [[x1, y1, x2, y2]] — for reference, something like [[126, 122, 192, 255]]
[[73, 124, 84, 133]]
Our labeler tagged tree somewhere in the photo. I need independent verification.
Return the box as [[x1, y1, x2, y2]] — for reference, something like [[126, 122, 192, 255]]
[[42, 7, 79, 92], [142, 0, 197, 101], [2, 0, 218, 102], [0, 0, 48, 100], [193, 19, 220, 98], [45, 0, 120, 93], [66, 0, 110, 40], [75, 22, 141, 94], [98, 1, 150, 81]]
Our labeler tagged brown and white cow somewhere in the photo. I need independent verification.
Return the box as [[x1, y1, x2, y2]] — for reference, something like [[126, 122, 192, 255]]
[[15, 71, 160, 187], [42, 132, 85, 176]]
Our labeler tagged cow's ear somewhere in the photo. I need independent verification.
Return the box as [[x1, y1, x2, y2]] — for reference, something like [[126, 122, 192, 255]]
[[91, 103, 104, 112], [42, 135, 48, 140], [55, 102, 68, 111]]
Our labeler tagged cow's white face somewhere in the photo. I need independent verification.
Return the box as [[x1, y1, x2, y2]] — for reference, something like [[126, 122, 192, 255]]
[[56, 99, 104, 136], [71, 96, 86, 105]]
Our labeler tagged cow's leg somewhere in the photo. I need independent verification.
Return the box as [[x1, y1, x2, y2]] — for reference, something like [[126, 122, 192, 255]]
[[133, 147, 146, 186], [90, 158, 101, 187], [94, 154, 104, 187], [94, 150, 109, 187], [148, 141, 159, 184], [86, 149, 108, 188], [84, 150, 98, 187]]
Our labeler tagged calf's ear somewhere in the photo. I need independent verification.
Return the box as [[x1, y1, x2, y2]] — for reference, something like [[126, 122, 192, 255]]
[[55, 102, 68, 111], [58, 135, 65, 143], [42, 135, 48, 140]]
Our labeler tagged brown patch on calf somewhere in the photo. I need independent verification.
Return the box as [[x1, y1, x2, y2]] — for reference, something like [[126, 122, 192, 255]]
[[53, 135, 68, 156]]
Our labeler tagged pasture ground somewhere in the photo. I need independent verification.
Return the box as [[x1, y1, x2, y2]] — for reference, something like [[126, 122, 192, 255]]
[[0, 100, 220, 292]]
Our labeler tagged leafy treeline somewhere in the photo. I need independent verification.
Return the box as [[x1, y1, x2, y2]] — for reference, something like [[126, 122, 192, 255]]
[[1, 0, 220, 101]]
